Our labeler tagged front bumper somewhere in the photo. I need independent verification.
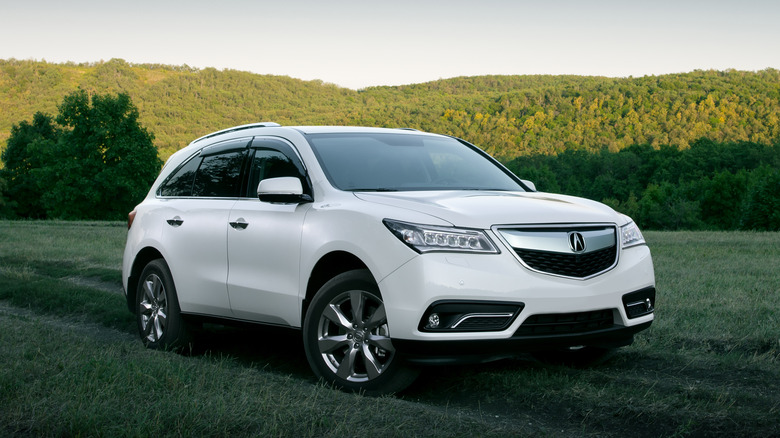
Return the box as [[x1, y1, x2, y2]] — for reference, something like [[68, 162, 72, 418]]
[[394, 319, 653, 365], [377, 243, 656, 361]]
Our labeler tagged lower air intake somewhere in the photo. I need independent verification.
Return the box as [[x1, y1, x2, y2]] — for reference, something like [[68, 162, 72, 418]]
[[514, 309, 615, 337]]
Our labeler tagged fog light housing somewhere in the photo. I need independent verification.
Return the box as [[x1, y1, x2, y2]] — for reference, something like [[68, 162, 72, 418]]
[[419, 301, 524, 332], [622, 287, 656, 319]]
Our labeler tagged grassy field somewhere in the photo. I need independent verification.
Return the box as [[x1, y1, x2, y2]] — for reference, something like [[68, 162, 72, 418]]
[[0, 221, 778, 437]]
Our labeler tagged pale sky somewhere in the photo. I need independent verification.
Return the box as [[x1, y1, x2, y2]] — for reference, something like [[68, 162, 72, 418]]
[[1, 0, 779, 89]]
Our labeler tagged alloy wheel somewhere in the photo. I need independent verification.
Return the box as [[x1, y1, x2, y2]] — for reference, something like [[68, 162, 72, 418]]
[[139, 273, 168, 343], [315, 289, 395, 382]]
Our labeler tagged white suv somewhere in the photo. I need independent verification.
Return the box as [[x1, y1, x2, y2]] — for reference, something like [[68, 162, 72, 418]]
[[122, 123, 655, 394]]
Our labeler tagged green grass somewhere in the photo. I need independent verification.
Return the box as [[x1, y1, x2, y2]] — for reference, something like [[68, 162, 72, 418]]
[[0, 221, 778, 437], [0, 304, 515, 437], [648, 231, 779, 352], [0, 221, 132, 332]]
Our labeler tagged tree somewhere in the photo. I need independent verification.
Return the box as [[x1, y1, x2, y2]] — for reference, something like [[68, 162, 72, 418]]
[[637, 182, 702, 230], [1, 90, 162, 220], [0, 112, 60, 218], [699, 169, 749, 230], [0, 175, 10, 218], [740, 165, 780, 231]]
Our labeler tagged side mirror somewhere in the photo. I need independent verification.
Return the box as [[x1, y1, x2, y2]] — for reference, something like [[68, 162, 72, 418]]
[[257, 177, 313, 203], [520, 179, 536, 191]]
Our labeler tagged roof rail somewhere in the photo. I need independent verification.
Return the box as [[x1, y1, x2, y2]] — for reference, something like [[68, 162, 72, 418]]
[[192, 122, 281, 144], [396, 127, 420, 131]]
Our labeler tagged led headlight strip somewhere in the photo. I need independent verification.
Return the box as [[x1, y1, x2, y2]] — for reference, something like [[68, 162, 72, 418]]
[[384, 219, 499, 254]]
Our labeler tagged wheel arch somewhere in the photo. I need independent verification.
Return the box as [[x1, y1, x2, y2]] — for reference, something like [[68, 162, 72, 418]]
[[302, 251, 370, 322], [127, 246, 166, 313]]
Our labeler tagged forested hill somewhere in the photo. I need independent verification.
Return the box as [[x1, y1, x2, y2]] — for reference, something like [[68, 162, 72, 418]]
[[1, 58, 779, 161]]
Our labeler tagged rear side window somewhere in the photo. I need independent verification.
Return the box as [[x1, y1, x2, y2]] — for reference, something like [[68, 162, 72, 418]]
[[158, 154, 200, 197], [157, 138, 250, 198], [192, 150, 245, 197]]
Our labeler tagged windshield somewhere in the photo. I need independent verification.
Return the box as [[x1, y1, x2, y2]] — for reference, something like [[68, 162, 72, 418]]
[[306, 133, 526, 192]]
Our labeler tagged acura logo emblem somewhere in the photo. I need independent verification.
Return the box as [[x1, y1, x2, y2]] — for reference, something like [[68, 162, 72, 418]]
[[568, 232, 586, 253]]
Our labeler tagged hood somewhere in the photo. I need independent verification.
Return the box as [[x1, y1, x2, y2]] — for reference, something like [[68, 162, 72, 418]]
[[354, 191, 622, 228]]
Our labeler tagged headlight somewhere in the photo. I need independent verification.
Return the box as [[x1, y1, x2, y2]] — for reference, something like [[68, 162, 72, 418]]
[[383, 219, 499, 254], [620, 220, 646, 248]]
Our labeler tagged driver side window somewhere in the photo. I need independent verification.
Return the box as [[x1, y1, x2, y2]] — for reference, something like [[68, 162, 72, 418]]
[[247, 149, 302, 197]]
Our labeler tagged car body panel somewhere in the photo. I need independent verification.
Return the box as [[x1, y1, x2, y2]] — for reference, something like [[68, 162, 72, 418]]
[[354, 191, 622, 228], [226, 199, 311, 325], [378, 243, 654, 340], [155, 198, 236, 317]]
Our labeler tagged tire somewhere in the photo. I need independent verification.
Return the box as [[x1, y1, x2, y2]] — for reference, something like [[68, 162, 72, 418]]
[[135, 259, 192, 352], [303, 270, 419, 395], [531, 346, 616, 367]]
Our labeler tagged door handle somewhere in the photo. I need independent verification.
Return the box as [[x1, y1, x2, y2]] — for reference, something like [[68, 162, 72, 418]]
[[166, 216, 184, 227], [229, 218, 249, 230]]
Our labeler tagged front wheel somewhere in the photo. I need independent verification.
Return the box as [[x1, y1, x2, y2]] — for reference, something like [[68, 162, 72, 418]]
[[303, 270, 418, 395]]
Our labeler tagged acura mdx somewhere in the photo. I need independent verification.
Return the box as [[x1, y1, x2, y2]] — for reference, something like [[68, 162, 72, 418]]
[[122, 123, 656, 394]]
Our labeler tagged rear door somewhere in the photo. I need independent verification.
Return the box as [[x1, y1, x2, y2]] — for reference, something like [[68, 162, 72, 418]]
[[157, 138, 250, 316]]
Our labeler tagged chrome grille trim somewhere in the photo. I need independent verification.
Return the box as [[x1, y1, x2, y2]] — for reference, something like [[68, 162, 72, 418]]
[[492, 223, 619, 280]]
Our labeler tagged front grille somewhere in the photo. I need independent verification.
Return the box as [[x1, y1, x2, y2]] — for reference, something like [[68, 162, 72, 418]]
[[495, 224, 618, 279], [514, 309, 615, 337], [514, 245, 617, 278]]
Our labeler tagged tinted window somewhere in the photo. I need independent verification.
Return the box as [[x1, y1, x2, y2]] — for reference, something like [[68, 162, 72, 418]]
[[247, 149, 302, 197], [158, 154, 200, 197], [306, 133, 525, 192], [192, 150, 246, 197]]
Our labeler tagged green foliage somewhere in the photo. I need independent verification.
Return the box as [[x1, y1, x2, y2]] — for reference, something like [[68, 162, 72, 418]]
[[1, 59, 779, 226], [699, 169, 750, 229], [637, 182, 703, 230], [1, 59, 780, 162], [0, 176, 9, 217], [741, 165, 780, 230], [0, 112, 60, 218], [508, 140, 780, 230], [1, 90, 161, 220]]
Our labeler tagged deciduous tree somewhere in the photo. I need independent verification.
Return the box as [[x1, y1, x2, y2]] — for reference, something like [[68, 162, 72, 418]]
[[0, 112, 60, 218], [1, 90, 161, 220]]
